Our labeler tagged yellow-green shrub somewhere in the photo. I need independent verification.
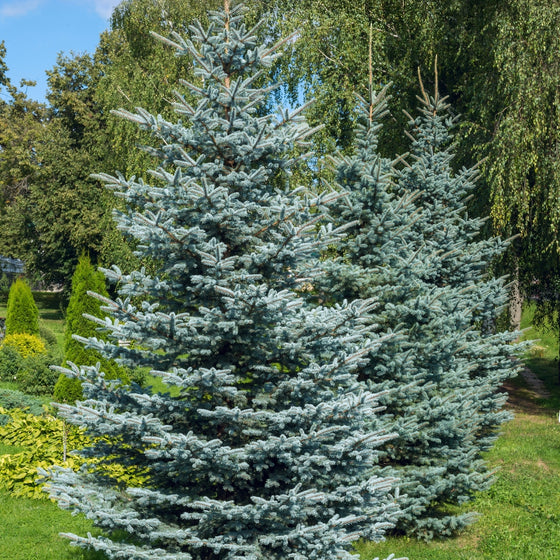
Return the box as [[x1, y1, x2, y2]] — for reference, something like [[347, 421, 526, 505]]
[[0, 407, 147, 500], [2, 333, 46, 358], [0, 407, 87, 499]]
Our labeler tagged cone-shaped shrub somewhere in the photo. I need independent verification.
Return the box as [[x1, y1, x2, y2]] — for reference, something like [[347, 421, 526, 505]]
[[54, 254, 129, 404], [5, 278, 39, 337]]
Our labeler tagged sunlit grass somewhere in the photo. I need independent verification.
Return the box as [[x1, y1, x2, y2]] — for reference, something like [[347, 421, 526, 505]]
[[0, 489, 105, 560]]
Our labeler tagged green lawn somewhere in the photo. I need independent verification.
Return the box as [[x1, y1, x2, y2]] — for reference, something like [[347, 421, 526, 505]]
[[0, 489, 105, 560]]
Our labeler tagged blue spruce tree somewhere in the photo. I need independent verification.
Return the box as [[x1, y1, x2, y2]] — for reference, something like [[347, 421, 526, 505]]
[[391, 77, 521, 537], [43, 5, 404, 559], [319, 76, 520, 540]]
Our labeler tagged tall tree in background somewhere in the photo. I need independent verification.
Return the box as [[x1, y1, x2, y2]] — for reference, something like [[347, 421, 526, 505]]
[[479, 1, 560, 368], [0, 51, 124, 287], [0, 43, 47, 266], [44, 6, 402, 558], [93, 0, 224, 177]]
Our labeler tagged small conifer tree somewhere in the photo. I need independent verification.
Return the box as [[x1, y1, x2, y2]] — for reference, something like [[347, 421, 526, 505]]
[[54, 254, 129, 404], [44, 6, 403, 559], [5, 278, 39, 337]]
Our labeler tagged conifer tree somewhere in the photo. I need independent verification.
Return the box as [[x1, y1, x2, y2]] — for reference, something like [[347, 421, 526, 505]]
[[319, 78, 519, 540], [396, 77, 520, 479], [5, 277, 39, 336], [44, 6, 403, 559], [54, 254, 129, 404]]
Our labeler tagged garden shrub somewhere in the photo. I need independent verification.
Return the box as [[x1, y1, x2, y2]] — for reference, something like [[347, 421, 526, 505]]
[[38, 325, 58, 347], [16, 347, 62, 396], [0, 335, 62, 395], [5, 278, 39, 336], [2, 333, 46, 358], [0, 345, 22, 382], [0, 407, 147, 500], [0, 389, 46, 417]]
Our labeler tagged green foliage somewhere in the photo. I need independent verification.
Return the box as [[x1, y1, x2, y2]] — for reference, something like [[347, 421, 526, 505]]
[[0, 333, 62, 396], [0, 73, 46, 212], [5, 279, 39, 336], [39, 325, 58, 347], [0, 345, 22, 382], [54, 255, 130, 403], [0, 407, 88, 499], [16, 347, 63, 396], [0, 388, 46, 417], [2, 333, 46, 358], [0, 273, 11, 300]]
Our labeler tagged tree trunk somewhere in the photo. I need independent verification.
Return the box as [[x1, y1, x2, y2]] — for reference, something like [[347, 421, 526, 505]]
[[557, 301, 560, 386], [509, 262, 523, 332]]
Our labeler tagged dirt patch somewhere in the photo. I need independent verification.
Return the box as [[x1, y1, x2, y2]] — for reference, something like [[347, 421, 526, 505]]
[[536, 458, 551, 472], [520, 367, 551, 399], [502, 382, 544, 415]]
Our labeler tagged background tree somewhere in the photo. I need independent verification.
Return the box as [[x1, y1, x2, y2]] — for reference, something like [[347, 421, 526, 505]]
[[0, 47, 47, 274], [0, 50, 119, 287], [478, 1, 560, 365], [5, 278, 39, 337]]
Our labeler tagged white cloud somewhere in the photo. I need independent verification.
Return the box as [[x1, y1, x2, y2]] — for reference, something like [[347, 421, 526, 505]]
[[0, 0, 43, 17], [88, 0, 121, 19]]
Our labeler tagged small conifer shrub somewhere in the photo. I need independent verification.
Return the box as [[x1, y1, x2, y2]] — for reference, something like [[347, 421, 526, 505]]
[[2, 333, 46, 358], [54, 254, 130, 404], [5, 278, 39, 337]]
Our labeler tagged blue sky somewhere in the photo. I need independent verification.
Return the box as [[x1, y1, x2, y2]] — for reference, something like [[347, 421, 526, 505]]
[[0, 0, 121, 103]]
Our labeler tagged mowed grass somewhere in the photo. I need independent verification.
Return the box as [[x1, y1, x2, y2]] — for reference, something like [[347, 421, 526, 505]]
[[356, 408, 560, 560], [0, 489, 106, 560]]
